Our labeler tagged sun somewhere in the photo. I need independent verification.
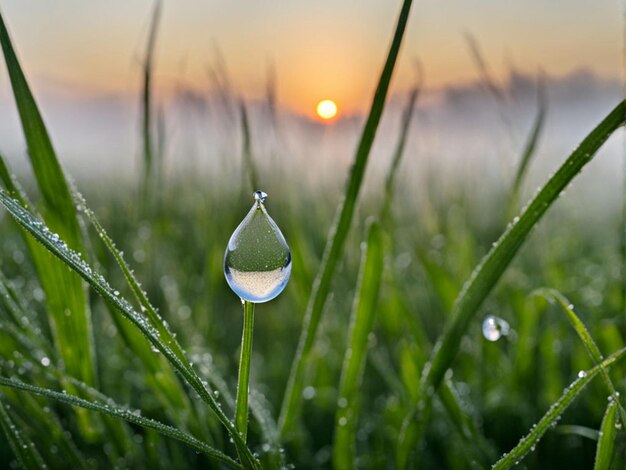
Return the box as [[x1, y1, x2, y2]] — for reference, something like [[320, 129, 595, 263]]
[[316, 99, 338, 120]]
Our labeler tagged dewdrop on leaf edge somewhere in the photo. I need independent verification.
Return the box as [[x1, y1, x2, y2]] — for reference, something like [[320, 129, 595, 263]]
[[224, 191, 292, 303]]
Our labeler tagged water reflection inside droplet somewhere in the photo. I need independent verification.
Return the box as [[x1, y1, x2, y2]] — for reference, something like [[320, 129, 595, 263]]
[[224, 191, 291, 303], [482, 315, 510, 342]]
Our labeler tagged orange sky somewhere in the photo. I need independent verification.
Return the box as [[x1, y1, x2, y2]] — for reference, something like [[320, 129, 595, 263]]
[[0, 0, 622, 118]]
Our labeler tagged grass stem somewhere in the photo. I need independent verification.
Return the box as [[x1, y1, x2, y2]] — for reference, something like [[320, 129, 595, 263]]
[[235, 300, 255, 442]]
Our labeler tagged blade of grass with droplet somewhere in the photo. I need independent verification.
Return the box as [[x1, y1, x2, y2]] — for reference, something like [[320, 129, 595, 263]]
[[332, 221, 384, 470], [533, 288, 626, 425], [492, 346, 626, 470], [594, 400, 618, 470], [417, 100, 625, 418], [0, 191, 260, 469], [0, 10, 96, 394], [0, 377, 241, 469], [278, 0, 414, 437], [0, 399, 47, 470]]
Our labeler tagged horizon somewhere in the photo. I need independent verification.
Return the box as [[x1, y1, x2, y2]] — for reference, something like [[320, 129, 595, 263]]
[[0, 0, 622, 119]]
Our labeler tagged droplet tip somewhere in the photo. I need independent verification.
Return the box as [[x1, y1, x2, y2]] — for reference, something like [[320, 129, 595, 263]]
[[253, 190, 268, 204]]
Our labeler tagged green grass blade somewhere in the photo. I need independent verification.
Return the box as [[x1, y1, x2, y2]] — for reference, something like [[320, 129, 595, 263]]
[[508, 73, 547, 213], [533, 288, 626, 425], [594, 400, 618, 470], [381, 77, 421, 226], [332, 221, 384, 470], [0, 399, 47, 469], [419, 100, 625, 406], [0, 10, 96, 390], [0, 191, 260, 469], [0, 377, 240, 469], [235, 301, 255, 442], [492, 347, 626, 470], [278, 0, 414, 437], [74, 191, 191, 368]]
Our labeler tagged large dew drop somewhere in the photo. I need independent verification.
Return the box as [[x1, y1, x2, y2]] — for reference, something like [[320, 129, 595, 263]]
[[224, 191, 292, 303], [482, 315, 510, 342]]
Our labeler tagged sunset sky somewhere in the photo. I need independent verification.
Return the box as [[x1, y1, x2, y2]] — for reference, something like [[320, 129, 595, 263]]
[[0, 0, 622, 118]]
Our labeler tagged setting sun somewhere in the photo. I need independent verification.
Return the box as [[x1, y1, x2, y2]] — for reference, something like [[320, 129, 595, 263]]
[[316, 99, 338, 120]]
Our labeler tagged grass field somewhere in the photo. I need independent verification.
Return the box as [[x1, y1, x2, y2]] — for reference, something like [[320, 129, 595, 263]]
[[0, 1, 625, 469]]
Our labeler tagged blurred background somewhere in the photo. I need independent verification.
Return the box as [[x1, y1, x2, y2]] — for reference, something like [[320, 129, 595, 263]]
[[0, 1, 622, 207]]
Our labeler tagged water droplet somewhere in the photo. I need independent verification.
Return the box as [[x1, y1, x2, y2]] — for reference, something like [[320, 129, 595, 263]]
[[224, 191, 291, 303], [482, 315, 510, 342], [40, 357, 50, 367], [303, 386, 316, 400], [577, 370, 587, 378]]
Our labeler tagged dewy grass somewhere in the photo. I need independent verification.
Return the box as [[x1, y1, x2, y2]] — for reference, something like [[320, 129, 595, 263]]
[[0, 190, 260, 469], [533, 288, 626, 425], [278, 0, 414, 437], [0, 8, 96, 392], [0, 377, 241, 469], [332, 221, 384, 470], [492, 347, 626, 470], [410, 100, 626, 449]]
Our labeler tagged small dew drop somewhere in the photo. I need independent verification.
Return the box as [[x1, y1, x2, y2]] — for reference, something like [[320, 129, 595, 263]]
[[482, 315, 510, 342], [224, 191, 291, 303], [577, 370, 587, 378], [40, 357, 50, 367]]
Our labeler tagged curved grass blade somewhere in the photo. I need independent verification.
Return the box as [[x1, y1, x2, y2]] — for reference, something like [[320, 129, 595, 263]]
[[492, 346, 626, 470], [332, 221, 384, 470], [533, 288, 626, 425], [594, 400, 618, 470], [278, 0, 414, 437], [555, 425, 599, 441], [0, 191, 260, 469], [0, 377, 240, 469], [0, 399, 47, 469], [0, 8, 96, 389], [418, 100, 625, 412]]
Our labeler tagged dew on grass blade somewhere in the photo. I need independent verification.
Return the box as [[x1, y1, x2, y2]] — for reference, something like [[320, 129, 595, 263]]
[[482, 315, 510, 342], [224, 191, 291, 303]]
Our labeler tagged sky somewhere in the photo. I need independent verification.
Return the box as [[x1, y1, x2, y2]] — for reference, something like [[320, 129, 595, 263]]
[[0, 0, 622, 117]]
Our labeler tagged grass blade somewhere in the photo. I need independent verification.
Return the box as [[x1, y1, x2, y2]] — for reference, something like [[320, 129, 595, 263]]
[[140, 0, 162, 205], [381, 70, 422, 226], [0, 8, 96, 389], [533, 288, 626, 425], [419, 100, 625, 408], [240, 102, 259, 192], [0, 190, 260, 469], [0, 377, 240, 469], [235, 301, 255, 442], [0, 399, 47, 469], [332, 221, 384, 470], [278, 0, 414, 437], [492, 347, 626, 470], [508, 73, 547, 214], [594, 400, 618, 470]]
